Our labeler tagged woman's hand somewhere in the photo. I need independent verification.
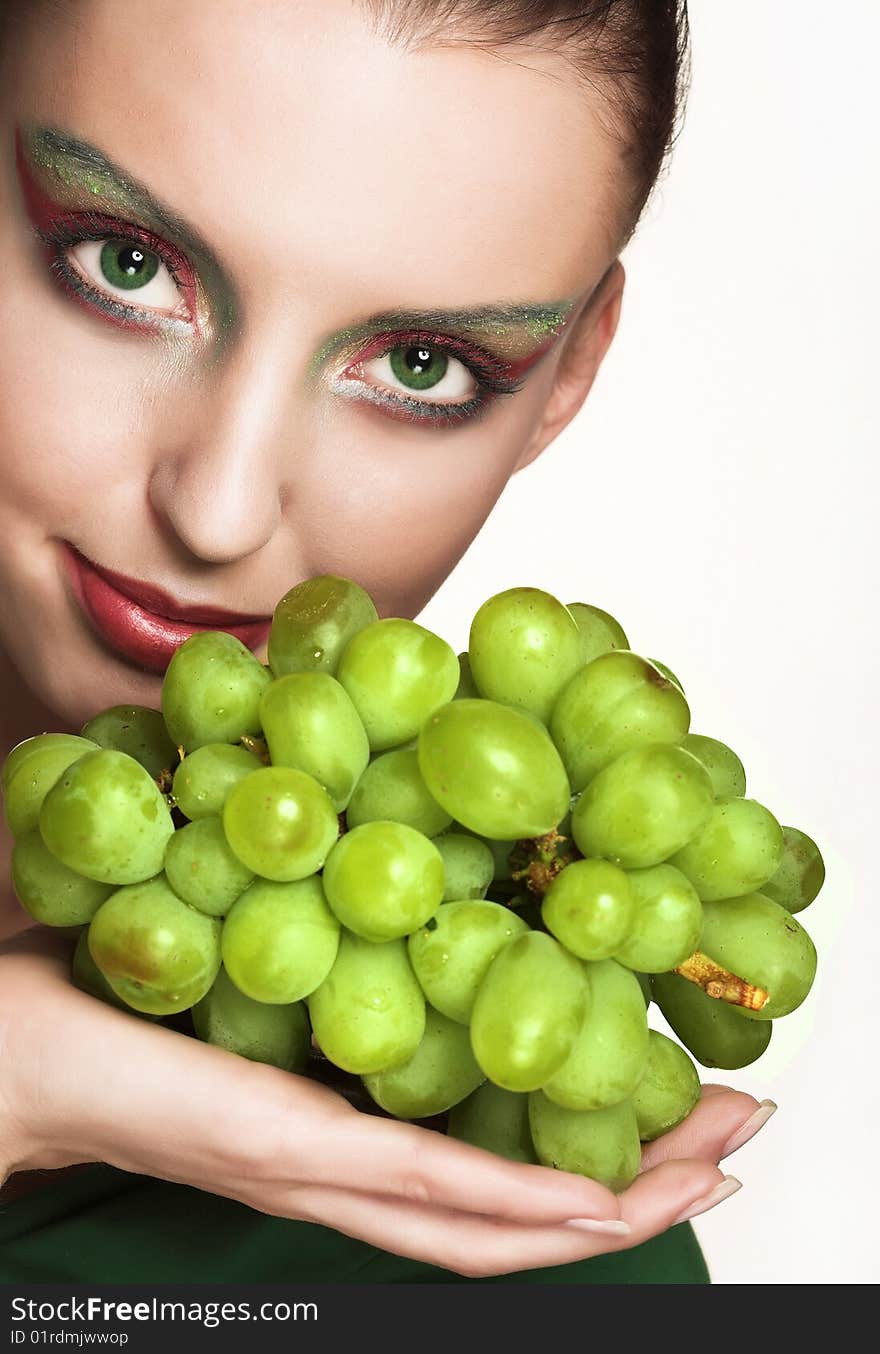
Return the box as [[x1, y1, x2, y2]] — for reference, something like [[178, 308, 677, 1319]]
[[0, 927, 764, 1278]]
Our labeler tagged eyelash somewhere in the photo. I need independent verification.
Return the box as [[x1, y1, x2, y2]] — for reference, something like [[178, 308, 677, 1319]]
[[34, 214, 526, 425], [34, 210, 195, 334], [336, 331, 525, 426]]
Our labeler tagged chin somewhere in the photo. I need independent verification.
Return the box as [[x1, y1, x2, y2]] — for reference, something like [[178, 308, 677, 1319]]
[[9, 614, 166, 732], [46, 642, 165, 730]]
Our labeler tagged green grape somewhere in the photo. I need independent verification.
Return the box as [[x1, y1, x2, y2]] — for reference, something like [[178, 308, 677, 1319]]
[[3, 734, 99, 837], [322, 821, 444, 942], [72, 931, 159, 1019], [39, 749, 174, 885], [88, 876, 221, 1015], [565, 602, 629, 666], [648, 660, 685, 695], [362, 1006, 485, 1118], [541, 859, 636, 961], [469, 932, 587, 1092], [433, 833, 495, 901], [337, 618, 459, 752], [670, 798, 785, 901], [571, 744, 713, 868], [172, 743, 262, 820], [761, 826, 825, 914], [614, 864, 704, 973], [268, 575, 378, 678], [81, 705, 178, 779], [454, 652, 479, 700], [681, 733, 746, 798], [2, 732, 97, 791], [260, 673, 369, 812], [162, 631, 271, 752], [632, 1031, 701, 1141], [550, 651, 690, 793], [668, 796, 785, 904], [543, 960, 649, 1110], [468, 587, 583, 723], [418, 700, 570, 840], [651, 971, 772, 1068], [447, 1083, 538, 1163], [696, 893, 817, 1021], [12, 830, 113, 926], [308, 930, 426, 1074], [528, 1093, 641, 1192], [408, 899, 529, 1023], [346, 748, 451, 838], [221, 875, 340, 1003], [164, 817, 253, 916], [192, 966, 310, 1071], [223, 766, 339, 882]]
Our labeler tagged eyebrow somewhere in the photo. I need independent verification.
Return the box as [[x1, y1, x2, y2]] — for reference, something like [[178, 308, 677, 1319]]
[[310, 301, 574, 374], [22, 125, 227, 277]]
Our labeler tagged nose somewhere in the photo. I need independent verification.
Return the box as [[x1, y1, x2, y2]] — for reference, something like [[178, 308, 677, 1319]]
[[149, 333, 299, 565]]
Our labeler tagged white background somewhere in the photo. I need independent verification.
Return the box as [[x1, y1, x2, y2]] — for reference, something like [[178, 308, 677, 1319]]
[[422, 0, 879, 1284]]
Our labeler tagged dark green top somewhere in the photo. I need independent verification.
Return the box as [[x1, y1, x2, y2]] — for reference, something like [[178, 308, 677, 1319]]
[[0, 1167, 708, 1284]]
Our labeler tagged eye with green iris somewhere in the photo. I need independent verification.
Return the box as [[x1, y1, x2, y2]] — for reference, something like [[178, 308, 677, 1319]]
[[99, 240, 160, 291], [389, 345, 449, 391], [65, 235, 185, 319]]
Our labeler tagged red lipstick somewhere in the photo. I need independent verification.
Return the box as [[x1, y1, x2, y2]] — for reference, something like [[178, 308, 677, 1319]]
[[62, 544, 271, 675]]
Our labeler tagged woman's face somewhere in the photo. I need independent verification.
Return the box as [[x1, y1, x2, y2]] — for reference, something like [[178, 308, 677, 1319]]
[[0, 0, 626, 727]]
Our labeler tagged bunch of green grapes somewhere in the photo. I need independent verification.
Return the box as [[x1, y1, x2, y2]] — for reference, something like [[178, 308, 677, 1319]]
[[1, 578, 825, 1192]]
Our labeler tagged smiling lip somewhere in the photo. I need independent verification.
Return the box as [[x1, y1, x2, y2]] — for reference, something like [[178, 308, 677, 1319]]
[[62, 544, 272, 675]]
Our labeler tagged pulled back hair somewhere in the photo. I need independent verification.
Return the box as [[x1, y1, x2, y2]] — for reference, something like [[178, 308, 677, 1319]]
[[364, 1, 691, 241]]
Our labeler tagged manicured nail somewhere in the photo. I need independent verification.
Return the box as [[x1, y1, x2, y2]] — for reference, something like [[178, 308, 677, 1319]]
[[672, 1175, 742, 1225], [564, 1218, 631, 1236], [721, 1100, 777, 1157]]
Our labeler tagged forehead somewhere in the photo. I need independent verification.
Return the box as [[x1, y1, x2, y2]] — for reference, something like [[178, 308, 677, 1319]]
[[7, 0, 622, 304]]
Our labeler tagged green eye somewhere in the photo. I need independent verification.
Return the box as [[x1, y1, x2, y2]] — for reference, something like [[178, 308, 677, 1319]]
[[389, 345, 449, 391], [99, 240, 160, 291]]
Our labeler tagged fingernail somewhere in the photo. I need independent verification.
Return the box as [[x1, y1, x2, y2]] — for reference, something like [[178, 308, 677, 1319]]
[[721, 1099, 777, 1157], [672, 1175, 742, 1225], [564, 1218, 631, 1236]]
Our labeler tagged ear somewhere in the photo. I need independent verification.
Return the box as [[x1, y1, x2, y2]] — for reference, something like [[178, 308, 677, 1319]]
[[515, 259, 626, 471]]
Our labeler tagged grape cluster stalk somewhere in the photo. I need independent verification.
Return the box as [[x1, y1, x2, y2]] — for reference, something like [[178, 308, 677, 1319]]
[[1, 577, 824, 1190]]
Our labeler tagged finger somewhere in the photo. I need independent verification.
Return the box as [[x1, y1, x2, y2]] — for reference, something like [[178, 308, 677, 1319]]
[[285, 1151, 738, 1278], [640, 1087, 759, 1171], [311, 1112, 622, 1227], [619, 1158, 735, 1245], [283, 1183, 630, 1278]]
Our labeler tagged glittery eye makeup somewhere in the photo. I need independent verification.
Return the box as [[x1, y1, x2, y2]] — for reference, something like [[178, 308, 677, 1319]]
[[14, 124, 238, 344], [318, 303, 574, 427], [333, 331, 529, 426]]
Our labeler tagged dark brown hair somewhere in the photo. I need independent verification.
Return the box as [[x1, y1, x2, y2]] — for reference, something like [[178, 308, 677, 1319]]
[[365, 1, 691, 240]]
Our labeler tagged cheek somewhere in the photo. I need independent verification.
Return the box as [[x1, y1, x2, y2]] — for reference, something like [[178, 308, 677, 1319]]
[[0, 283, 154, 531], [298, 387, 550, 617]]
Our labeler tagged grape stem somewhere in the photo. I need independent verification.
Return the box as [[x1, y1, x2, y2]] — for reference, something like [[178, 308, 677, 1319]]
[[510, 828, 579, 897], [239, 734, 271, 764], [675, 951, 769, 1012]]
